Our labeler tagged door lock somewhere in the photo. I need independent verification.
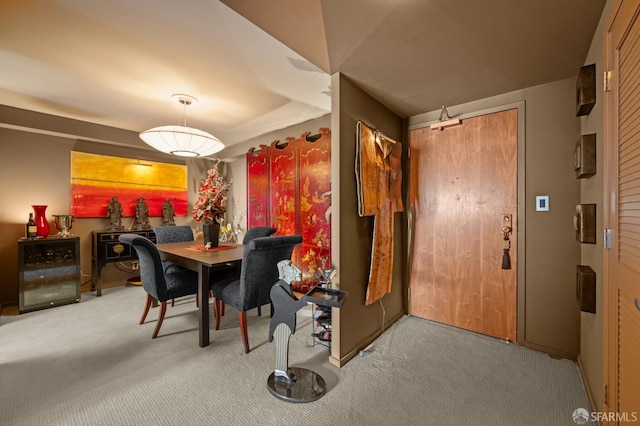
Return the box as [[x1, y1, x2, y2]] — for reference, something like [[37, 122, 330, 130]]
[[502, 214, 512, 234]]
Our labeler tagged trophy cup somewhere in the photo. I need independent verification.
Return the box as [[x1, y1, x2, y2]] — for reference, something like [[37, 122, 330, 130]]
[[53, 214, 75, 238], [318, 268, 336, 288]]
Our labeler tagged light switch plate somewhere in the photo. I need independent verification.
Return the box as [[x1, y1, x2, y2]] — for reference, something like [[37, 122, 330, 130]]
[[536, 196, 549, 211]]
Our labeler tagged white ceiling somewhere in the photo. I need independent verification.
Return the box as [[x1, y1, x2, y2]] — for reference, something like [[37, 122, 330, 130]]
[[0, 0, 606, 152], [0, 0, 331, 147]]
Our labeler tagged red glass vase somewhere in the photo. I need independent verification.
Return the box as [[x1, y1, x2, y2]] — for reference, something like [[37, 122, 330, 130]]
[[32, 205, 50, 237]]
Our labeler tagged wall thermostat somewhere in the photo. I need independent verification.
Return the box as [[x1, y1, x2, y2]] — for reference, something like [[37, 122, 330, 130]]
[[536, 195, 549, 212]]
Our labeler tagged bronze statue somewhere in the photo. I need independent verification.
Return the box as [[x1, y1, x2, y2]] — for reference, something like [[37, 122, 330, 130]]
[[162, 198, 175, 226], [134, 197, 150, 230], [107, 196, 124, 231]]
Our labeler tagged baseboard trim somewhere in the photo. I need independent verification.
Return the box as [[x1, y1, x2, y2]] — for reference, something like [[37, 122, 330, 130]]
[[577, 355, 598, 413], [523, 341, 578, 361], [329, 310, 405, 368]]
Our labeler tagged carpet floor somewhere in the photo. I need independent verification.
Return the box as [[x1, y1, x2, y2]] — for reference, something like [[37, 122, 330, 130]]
[[0, 285, 593, 425]]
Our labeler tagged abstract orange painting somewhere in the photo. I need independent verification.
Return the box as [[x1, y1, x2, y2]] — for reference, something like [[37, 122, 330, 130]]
[[70, 152, 188, 218]]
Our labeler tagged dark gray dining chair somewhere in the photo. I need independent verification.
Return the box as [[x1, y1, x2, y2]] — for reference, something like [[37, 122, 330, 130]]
[[154, 225, 194, 244], [211, 235, 302, 353], [119, 234, 198, 339], [153, 226, 197, 306], [153, 226, 194, 269], [212, 226, 278, 319], [241, 226, 276, 316]]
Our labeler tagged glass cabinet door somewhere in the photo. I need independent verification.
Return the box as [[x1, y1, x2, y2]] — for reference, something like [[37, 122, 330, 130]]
[[18, 237, 80, 313]]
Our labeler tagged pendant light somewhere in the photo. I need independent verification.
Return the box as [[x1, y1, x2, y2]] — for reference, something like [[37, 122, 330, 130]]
[[140, 94, 225, 157]]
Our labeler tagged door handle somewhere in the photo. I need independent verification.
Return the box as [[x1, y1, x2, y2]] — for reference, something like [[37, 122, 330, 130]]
[[501, 214, 512, 270], [635, 298, 640, 312]]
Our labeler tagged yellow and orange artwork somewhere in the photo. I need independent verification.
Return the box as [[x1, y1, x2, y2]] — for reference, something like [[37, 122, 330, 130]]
[[70, 152, 188, 218]]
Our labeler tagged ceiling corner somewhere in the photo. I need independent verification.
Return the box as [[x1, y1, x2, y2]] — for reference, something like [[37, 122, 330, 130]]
[[220, 0, 331, 74]]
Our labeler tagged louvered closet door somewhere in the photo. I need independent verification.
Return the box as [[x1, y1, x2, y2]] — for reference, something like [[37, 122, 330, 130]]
[[604, 0, 640, 421]]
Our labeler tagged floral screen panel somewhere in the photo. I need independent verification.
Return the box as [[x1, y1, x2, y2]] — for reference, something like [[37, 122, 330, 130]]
[[246, 146, 270, 228], [269, 137, 302, 278], [246, 128, 331, 292], [298, 128, 331, 289], [270, 138, 299, 237], [71, 151, 188, 218]]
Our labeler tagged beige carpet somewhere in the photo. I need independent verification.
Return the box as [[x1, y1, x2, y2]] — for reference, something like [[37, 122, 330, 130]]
[[0, 285, 593, 425]]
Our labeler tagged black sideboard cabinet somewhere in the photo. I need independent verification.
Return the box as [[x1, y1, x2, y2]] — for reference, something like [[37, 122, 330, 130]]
[[91, 230, 155, 296], [18, 236, 81, 313]]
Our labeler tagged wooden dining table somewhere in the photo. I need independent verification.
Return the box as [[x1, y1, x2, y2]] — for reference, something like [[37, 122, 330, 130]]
[[155, 240, 245, 347]]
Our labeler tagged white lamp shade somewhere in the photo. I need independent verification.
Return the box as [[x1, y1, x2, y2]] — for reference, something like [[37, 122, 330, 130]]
[[139, 125, 225, 157]]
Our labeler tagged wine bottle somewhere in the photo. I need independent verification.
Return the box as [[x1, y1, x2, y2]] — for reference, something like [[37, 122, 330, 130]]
[[26, 213, 37, 238]]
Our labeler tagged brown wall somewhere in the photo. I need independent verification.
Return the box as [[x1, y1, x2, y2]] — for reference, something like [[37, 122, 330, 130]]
[[522, 80, 582, 359], [330, 73, 406, 366], [577, 0, 615, 411]]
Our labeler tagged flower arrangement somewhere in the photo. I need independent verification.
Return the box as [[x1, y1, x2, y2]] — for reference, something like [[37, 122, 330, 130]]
[[219, 208, 245, 243], [192, 162, 231, 224]]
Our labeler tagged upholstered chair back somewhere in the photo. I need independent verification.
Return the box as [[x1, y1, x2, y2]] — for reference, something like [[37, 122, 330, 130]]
[[153, 226, 194, 244], [119, 234, 166, 300], [242, 226, 276, 245], [235, 235, 302, 312], [119, 234, 198, 303]]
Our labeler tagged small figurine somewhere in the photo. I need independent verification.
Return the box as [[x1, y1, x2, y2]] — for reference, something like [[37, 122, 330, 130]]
[[134, 197, 150, 230], [277, 260, 302, 285], [107, 196, 124, 231], [161, 198, 175, 226]]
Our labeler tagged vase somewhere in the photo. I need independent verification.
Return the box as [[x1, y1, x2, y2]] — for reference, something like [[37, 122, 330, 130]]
[[32, 205, 50, 238], [202, 223, 220, 248]]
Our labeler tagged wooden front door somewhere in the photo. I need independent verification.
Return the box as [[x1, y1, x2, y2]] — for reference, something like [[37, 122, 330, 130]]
[[604, 0, 640, 421], [409, 109, 517, 342]]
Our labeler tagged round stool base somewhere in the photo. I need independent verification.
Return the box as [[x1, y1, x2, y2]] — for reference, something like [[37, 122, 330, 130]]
[[267, 367, 326, 403]]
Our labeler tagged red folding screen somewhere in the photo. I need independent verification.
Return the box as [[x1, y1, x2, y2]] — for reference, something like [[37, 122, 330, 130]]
[[246, 145, 270, 228], [247, 128, 331, 292]]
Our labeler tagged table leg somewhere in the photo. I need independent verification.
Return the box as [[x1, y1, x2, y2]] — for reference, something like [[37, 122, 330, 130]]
[[198, 264, 210, 347], [91, 260, 96, 291], [92, 261, 103, 297]]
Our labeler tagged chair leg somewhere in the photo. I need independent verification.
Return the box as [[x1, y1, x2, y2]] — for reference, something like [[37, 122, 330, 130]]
[[196, 293, 199, 308], [239, 311, 250, 354], [140, 294, 153, 325], [209, 291, 220, 313], [215, 299, 222, 330], [257, 305, 262, 316], [152, 301, 167, 339], [171, 298, 175, 307]]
